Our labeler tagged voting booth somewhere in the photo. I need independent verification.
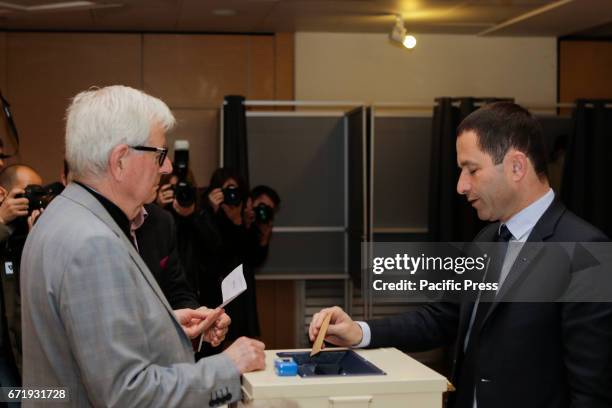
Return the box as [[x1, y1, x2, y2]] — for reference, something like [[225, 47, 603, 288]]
[[234, 347, 448, 407]]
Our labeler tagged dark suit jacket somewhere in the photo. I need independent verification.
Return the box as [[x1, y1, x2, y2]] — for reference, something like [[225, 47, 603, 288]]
[[367, 200, 612, 408], [136, 204, 199, 310], [0, 226, 25, 384]]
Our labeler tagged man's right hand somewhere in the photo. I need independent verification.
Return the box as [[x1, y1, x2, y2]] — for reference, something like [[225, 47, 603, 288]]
[[308, 306, 363, 348], [208, 188, 224, 213], [0, 188, 28, 224], [222, 337, 266, 374], [156, 184, 174, 207]]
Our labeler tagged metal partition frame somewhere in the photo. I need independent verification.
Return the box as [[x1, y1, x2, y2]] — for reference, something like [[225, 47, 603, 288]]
[[220, 101, 367, 276]]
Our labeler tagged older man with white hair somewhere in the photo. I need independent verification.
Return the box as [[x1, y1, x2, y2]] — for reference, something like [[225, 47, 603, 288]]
[[20, 85, 265, 407]]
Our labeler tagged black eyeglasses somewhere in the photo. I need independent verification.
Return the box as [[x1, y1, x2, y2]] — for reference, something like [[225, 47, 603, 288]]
[[130, 145, 168, 166]]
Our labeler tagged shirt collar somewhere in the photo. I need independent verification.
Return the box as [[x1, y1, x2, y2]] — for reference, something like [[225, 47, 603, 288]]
[[503, 188, 555, 241], [74, 181, 134, 247], [130, 205, 149, 232]]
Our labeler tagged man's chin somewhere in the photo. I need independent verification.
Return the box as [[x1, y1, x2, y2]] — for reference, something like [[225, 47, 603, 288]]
[[475, 209, 490, 221]]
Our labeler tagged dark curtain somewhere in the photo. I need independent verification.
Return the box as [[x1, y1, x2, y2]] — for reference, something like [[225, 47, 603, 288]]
[[428, 97, 511, 242], [223, 95, 250, 187], [346, 107, 367, 288], [560, 99, 612, 238]]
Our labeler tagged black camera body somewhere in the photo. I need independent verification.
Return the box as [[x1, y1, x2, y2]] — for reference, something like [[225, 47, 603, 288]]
[[223, 186, 242, 206], [254, 203, 274, 224], [173, 140, 195, 208], [16, 182, 64, 214]]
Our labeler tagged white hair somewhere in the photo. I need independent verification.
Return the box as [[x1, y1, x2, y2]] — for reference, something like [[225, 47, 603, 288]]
[[65, 85, 175, 179]]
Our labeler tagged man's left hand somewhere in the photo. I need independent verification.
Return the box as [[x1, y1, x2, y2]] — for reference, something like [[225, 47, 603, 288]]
[[197, 306, 231, 347]]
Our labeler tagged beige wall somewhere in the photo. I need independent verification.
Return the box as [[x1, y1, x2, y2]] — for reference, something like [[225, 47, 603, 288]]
[[1, 32, 293, 185], [295, 32, 557, 106]]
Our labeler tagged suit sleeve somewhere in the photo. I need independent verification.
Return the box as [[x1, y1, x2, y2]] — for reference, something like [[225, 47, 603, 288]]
[[562, 300, 612, 407], [58, 235, 241, 407], [367, 302, 459, 352]]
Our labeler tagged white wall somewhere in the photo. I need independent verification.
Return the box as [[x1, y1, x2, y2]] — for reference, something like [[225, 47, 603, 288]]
[[295, 32, 557, 106]]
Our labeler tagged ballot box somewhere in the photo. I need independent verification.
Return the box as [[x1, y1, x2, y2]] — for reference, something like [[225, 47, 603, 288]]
[[234, 347, 448, 408]]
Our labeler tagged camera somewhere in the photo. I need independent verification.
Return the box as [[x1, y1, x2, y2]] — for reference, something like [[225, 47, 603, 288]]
[[254, 203, 274, 224], [173, 140, 196, 208], [16, 182, 64, 214], [223, 186, 242, 206]]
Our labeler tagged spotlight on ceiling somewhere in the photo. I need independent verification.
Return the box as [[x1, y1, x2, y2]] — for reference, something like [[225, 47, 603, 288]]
[[389, 15, 417, 50]]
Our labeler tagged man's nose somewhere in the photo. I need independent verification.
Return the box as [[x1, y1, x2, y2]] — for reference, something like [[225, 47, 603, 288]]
[[457, 172, 470, 195], [160, 156, 172, 174]]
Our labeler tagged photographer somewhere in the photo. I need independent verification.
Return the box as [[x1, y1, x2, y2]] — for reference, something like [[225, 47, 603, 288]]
[[155, 159, 203, 297], [0, 164, 44, 386], [243, 185, 281, 268], [195, 168, 256, 350]]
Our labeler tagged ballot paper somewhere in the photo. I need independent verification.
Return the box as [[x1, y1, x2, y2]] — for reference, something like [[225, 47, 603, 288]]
[[219, 264, 247, 308], [198, 264, 247, 352], [310, 312, 332, 356]]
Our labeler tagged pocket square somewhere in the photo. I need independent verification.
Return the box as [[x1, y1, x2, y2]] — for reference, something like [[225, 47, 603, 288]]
[[160, 256, 169, 269]]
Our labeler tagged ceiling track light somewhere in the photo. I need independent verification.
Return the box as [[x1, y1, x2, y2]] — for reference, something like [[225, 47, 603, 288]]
[[389, 15, 417, 50]]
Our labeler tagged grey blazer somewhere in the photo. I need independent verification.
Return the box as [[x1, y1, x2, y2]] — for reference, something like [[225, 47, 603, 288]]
[[20, 183, 241, 407]]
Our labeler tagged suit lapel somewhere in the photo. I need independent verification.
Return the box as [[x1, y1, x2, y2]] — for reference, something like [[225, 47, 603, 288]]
[[61, 184, 181, 327], [480, 200, 566, 323]]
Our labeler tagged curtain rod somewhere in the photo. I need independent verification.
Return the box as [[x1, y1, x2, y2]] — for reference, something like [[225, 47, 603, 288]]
[[222, 100, 612, 109], [373, 102, 612, 109]]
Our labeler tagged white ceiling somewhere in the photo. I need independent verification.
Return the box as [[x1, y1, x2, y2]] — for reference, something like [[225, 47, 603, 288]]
[[0, 0, 610, 37]]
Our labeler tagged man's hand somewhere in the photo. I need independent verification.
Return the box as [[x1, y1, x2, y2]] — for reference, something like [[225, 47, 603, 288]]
[[208, 188, 224, 213], [156, 184, 174, 207], [174, 308, 223, 339], [0, 188, 28, 224], [172, 200, 195, 217], [308, 306, 363, 348], [197, 306, 231, 347], [222, 337, 266, 374], [27, 208, 43, 231]]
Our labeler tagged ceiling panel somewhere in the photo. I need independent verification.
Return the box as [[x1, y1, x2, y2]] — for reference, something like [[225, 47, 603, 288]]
[[0, 0, 609, 37], [177, 0, 277, 32], [92, 0, 180, 31], [0, 9, 94, 30]]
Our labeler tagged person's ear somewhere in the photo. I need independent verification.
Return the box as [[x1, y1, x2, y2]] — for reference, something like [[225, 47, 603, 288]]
[[0, 186, 8, 202], [508, 151, 527, 181], [109, 144, 130, 180]]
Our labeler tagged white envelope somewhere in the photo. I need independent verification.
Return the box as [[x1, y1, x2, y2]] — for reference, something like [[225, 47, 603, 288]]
[[198, 264, 247, 352], [219, 264, 247, 308]]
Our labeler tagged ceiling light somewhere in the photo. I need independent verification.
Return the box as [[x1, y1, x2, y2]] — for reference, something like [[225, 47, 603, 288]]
[[389, 15, 417, 50]]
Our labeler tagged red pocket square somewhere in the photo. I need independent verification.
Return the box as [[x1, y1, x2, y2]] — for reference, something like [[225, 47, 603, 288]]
[[160, 256, 169, 269]]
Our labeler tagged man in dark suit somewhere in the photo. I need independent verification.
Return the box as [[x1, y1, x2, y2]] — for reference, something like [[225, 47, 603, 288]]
[[135, 203, 200, 310], [133, 201, 230, 346], [309, 102, 612, 408]]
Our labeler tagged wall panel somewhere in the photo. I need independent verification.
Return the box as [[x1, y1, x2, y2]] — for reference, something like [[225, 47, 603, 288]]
[[248, 36, 275, 100], [559, 40, 612, 103], [143, 34, 249, 108], [167, 108, 219, 185], [274, 33, 294, 101], [7, 32, 141, 182]]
